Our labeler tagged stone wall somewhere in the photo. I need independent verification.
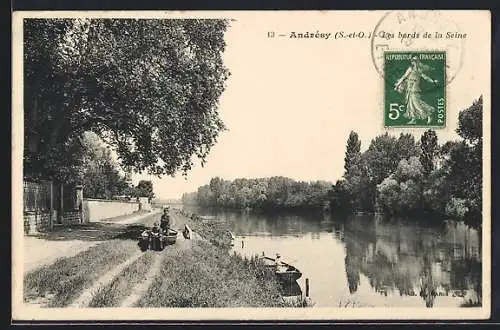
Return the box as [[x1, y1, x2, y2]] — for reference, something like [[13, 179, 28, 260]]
[[24, 210, 86, 234], [24, 211, 53, 234]]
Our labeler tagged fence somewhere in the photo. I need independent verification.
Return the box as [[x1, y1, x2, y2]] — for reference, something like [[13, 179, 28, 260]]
[[23, 180, 84, 234]]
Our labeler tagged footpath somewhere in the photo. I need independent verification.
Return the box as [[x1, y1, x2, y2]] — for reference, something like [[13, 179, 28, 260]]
[[23, 209, 161, 273]]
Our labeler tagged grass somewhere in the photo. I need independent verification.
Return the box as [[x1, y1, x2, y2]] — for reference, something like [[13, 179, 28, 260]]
[[24, 209, 313, 308], [88, 251, 156, 307], [24, 240, 139, 307], [175, 210, 232, 247], [136, 240, 288, 308]]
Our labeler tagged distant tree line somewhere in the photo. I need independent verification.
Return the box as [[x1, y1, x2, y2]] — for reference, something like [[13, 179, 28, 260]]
[[329, 97, 483, 228], [182, 177, 332, 211]]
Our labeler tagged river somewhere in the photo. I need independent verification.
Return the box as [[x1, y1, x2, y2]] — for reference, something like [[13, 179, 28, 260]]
[[180, 205, 482, 308]]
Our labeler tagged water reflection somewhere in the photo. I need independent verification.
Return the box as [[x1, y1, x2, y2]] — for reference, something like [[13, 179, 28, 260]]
[[182, 205, 482, 307], [343, 214, 482, 307]]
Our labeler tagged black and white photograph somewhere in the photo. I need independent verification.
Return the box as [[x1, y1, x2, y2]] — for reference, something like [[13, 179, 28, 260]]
[[12, 10, 491, 321]]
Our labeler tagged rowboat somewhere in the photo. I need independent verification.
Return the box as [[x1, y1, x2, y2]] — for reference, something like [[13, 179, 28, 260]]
[[259, 256, 302, 282]]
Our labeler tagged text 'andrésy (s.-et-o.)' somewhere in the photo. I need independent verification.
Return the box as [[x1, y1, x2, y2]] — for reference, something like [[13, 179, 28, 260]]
[[267, 30, 468, 40]]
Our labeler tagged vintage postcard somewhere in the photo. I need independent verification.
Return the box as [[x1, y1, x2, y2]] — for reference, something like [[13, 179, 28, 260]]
[[12, 10, 491, 321]]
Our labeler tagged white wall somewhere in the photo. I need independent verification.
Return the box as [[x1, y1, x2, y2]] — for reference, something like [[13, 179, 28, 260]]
[[138, 197, 152, 211], [83, 199, 140, 222]]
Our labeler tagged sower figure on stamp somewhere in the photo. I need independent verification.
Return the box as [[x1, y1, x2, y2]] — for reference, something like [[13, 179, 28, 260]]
[[394, 56, 439, 125]]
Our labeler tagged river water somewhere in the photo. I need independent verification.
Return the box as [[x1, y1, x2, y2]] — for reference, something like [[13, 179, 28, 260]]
[[181, 205, 482, 308]]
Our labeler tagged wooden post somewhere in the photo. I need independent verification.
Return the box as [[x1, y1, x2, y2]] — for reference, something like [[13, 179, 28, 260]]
[[305, 278, 310, 298]]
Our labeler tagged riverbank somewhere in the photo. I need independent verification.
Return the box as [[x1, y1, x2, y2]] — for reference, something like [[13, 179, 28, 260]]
[[23, 208, 311, 308]]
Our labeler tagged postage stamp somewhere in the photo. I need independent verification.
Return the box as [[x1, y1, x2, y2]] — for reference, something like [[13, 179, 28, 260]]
[[384, 51, 446, 127]]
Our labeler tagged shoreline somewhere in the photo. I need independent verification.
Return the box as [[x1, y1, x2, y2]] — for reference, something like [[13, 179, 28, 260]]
[[23, 207, 314, 308], [171, 208, 314, 307]]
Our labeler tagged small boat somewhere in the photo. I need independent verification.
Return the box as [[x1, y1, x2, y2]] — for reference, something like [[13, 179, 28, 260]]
[[259, 255, 302, 282], [138, 230, 167, 251]]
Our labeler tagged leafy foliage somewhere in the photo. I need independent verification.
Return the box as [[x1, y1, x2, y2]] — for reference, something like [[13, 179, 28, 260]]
[[135, 180, 155, 199], [329, 97, 483, 227], [24, 18, 230, 181], [183, 176, 332, 211], [377, 157, 424, 214], [80, 132, 133, 199], [344, 131, 362, 178]]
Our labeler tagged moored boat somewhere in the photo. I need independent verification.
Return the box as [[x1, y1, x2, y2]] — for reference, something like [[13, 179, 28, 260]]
[[259, 255, 302, 282], [165, 228, 178, 245]]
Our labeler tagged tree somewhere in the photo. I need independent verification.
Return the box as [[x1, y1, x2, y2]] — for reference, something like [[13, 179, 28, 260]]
[[80, 132, 133, 199], [420, 130, 438, 176], [24, 18, 230, 182], [396, 133, 420, 161], [344, 131, 362, 178], [135, 180, 155, 199], [425, 97, 483, 226], [377, 156, 424, 214], [457, 96, 482, 145], [363, 133, 400, 186]]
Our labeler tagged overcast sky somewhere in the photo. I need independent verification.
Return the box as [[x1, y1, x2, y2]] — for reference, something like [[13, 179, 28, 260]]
[[129, 11, 489, 200]]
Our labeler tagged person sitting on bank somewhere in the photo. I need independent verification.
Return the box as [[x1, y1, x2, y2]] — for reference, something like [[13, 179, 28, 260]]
[[160, 207, 171, 232]]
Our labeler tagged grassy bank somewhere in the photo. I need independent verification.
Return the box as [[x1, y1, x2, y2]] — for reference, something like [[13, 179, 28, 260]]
[[24, 209, 312, 308], [174, 209, 232, 246], [24, 239, 138, 307], [136, 240, 287, 307]]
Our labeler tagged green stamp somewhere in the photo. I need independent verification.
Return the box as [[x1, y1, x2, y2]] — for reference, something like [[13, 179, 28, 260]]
[[384, 51, 446, 127]]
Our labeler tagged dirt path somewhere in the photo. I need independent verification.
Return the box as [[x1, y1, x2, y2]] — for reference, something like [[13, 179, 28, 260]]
[[68, 251, 144, 308], [24, 238, 99, 274], [24, 210, 161, 274], [119, 232, 194, 307]]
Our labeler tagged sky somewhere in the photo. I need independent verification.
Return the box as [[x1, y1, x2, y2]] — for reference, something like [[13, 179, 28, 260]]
[[129, 11, 489, 200]]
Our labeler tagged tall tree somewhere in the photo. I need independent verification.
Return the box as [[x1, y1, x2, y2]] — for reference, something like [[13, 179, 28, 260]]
[[420, 130, 438, 176], [344, 131, 362, 178], [24, 18, 230, 182], [396, 133, 420, 161]]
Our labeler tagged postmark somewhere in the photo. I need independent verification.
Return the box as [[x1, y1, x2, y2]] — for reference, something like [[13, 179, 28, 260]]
[[384, 51, 446, 127], [371, 11, 465, 86]]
